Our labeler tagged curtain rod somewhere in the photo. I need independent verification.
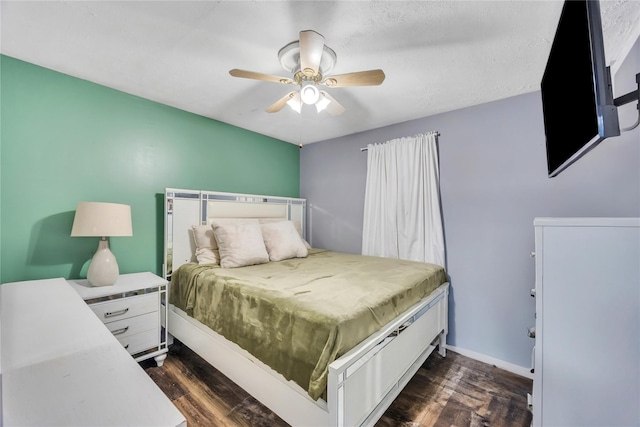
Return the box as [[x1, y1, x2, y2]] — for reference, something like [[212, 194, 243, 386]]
[[360, 131, 440, 151]]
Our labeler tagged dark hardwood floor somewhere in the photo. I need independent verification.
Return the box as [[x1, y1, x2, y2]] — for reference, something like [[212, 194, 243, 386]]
[[141, 343, 532, 427]]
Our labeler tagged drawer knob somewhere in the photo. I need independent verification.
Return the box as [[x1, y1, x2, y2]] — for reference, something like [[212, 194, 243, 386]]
[[104, 307, 129, 318]]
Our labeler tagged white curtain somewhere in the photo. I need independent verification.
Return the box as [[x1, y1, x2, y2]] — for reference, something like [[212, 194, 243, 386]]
[[362, 132, 445, 267]]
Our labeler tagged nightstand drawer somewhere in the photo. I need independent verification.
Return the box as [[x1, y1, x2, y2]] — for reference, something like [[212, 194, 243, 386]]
[[118, 328, 159, 355], [90, 293, 158, 323], [105, 311, 159, 340]]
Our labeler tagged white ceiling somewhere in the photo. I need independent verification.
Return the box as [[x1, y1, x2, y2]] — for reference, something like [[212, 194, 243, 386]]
[[1, 1, 639, 145]]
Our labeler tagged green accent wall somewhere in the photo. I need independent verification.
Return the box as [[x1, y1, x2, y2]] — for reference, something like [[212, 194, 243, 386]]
[[0, 55, 300, 284]]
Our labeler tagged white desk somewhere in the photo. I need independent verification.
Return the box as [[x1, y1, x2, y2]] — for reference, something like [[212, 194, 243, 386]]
[[1, 277, 186, 427]]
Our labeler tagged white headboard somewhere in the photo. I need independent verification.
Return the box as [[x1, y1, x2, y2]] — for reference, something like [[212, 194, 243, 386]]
[[163, 188, 306, 280]]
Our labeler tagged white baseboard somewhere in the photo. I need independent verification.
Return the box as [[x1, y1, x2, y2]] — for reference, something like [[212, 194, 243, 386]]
[[445, 345, 534, 380]]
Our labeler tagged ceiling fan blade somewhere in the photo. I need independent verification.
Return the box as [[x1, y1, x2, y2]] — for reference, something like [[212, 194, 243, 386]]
[[319, 91, 345, 116], [229, 69, 294, 85], [299, 30, 325, 77], [321, 69, 386, 87], [266, 91, 298, 113]]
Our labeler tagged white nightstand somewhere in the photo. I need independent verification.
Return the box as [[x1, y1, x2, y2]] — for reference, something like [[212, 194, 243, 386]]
[[68, 272, 169, 367]]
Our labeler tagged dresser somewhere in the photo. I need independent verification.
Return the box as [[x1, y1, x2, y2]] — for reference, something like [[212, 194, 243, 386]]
[[532, 217, 640, 427], [1, 277, 186, 427], [68, 272, 169, 366]]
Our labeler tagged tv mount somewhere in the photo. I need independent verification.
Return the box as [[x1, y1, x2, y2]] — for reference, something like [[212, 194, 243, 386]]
[[614, 72, 640, 132]]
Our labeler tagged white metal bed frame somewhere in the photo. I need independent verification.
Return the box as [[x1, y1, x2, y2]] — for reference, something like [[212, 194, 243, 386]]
[[163, 188, 449, 427]]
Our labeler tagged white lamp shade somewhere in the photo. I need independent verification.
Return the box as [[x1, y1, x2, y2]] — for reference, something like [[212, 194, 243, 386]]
[[315, 94, 331, 113], [286, 92, 302, 114], [71, 202, 133, 237], [300, 84, 320, 105]]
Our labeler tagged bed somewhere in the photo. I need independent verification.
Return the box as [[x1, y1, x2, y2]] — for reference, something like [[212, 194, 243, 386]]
[[163, 188, 449, 427]]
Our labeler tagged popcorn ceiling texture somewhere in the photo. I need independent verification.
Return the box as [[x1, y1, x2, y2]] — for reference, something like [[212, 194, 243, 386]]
[[1, 1, 638, 145]]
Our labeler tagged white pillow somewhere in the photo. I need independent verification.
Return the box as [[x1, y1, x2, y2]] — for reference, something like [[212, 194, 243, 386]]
[[211, 220, 270, 268], [261, 220, 308, 262], [190, 225, 219, 265]]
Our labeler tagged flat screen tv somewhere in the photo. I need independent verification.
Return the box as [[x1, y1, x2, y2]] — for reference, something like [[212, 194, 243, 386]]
[[541, 0, 620, 177]]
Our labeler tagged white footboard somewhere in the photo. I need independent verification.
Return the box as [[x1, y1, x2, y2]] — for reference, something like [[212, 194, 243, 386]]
[[167, 282, 449, 427], [327, 282, 448, 426]]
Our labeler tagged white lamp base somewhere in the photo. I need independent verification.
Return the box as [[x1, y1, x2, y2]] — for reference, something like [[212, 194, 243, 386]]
[[87, 239, 120, 287]]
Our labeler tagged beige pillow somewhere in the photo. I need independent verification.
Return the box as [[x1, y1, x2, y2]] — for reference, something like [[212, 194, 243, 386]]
[[259, 218, 304, 238], [211, 219, 270, 268], [190, 225, 219, 265], [261, 220, 308, 262]]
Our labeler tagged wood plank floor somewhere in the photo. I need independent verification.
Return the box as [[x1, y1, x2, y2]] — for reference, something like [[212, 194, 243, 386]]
[[141, 342, 532, 427]]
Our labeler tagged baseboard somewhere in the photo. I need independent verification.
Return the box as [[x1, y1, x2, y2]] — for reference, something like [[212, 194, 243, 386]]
[[445, 345, 534, 380]]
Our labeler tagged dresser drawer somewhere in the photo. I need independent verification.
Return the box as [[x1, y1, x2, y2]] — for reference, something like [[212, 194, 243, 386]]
[[90, 293, 158, 323], [118, 328, 159, 355], [105, 311, 159, 340]]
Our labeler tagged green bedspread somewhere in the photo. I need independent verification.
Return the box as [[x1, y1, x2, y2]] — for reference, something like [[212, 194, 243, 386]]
[[169, 249, 447, 401]]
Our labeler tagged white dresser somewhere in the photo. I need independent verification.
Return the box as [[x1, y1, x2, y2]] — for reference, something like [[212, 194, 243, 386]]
[[1, 277, 186, 427], [532, 217, 640, 427]]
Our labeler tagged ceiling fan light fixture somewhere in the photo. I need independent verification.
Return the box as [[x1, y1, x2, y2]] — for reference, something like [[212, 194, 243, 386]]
[[230, 30, 382, 116], [300, 83, 320, 105]]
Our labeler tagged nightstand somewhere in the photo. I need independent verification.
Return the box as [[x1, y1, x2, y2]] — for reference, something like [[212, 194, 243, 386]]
[[68, 271, 169, 367]]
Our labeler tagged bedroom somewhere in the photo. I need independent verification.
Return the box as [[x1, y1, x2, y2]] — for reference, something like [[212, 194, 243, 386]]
[[1, 1, 639, 426]]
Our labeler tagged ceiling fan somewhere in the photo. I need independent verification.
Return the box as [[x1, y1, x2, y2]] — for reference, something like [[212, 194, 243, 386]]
[[229, 30, 385, 116]]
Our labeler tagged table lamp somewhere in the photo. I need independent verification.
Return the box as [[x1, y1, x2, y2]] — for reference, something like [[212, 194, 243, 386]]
[[71, 202, 133, 286]]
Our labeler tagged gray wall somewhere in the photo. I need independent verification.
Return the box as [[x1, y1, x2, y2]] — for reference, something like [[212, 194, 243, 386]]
[[300, 36, 640, 370]]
